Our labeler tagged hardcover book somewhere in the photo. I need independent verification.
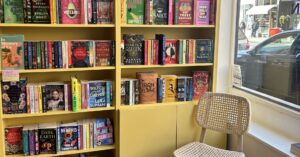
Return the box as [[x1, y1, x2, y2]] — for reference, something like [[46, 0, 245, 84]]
[[144, 0, 153, 24], [155, 34, 166, 65], [60, 124, 79, 151], [38, 124, 57, 154], [69, 41, 90, 68], [31, 0, 51, 23], [95, 118, 114, 146], [177, 77, 186, 101], [161, 75, 177, 102], [0, 35, 24, 70], [87, 81, 107, 108], [127, 0, 144, 24], [209, 0, 215, 24], [4, 0, 24, 23], [42, 84, 66, 112], [95, 41, 112, 66], [137, 72, 158, 104], [5, 127, 23, 155], [123, 34, 144, 65], [194, 0, 210, 25], [0, 0, 4, 23], [2, 79, 27, 114], [175, 0, 193, 24], [192, 71, 209, 100], [165, 40, 178, 64], [96, 0, 113, 24], [195, 39, 213, 63], [153, 0, 168, 24], [61, 0, 82, 24]]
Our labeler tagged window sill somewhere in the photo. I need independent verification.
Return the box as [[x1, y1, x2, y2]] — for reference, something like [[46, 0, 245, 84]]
[[248, 122, 297, 157]]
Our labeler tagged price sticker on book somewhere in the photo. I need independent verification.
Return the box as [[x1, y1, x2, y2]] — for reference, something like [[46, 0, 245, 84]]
[[2, 70, 20, 82]]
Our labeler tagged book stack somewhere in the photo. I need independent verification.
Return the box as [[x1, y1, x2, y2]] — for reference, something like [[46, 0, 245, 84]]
[[123, 0, 215, 25], [121, 71, 210, 105], [0, 0, 114, 24], [121, 34, 214, 65], [0, 35, 115, 70], [1, 77, 113, 114], [5, 118, 114, 155]]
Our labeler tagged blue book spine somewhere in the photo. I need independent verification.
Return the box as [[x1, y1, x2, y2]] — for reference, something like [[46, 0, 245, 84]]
[[93, 122, 96, 148], [57, 127, 60, 152], [23, 130, 29, 155], [177, 78, 186, 101], [58, 41, 62, 68], [106, 81, 111, 107], [78, 125, 81, 150], [28, 42, 33, 69], [186, 78, 193, 101], [157, 78, 164, 103], [179, 40, 183, 64], [87, 83, 91, 108]]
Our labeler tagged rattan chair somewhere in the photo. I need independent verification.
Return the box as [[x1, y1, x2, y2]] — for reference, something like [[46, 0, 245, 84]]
[[174, 92, 251, 157]]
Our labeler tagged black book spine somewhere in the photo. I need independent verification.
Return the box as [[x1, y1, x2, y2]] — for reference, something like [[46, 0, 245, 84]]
[[41, 41, 45, 69], [35, 129, 39, 155], [125, 81, 130, 105], [58, 0, 62, 24], [41, 85, 47, 113], [111, 41, 115, 66], [134, 80, 139, 104], [155, 34, 166, 65], [23, 0, 28, 23], [32, 42, 37, 69], [28, 42, 33, 69], [58, 41, 62, 68], [44, 41, 49, 69], [51, 42, 55, 68], [24, 42, 29, 69], [0, 0, 3, 23], [27, 0, 32, 23], [92, 0, 97, 24], [54, 42, 59, 68]]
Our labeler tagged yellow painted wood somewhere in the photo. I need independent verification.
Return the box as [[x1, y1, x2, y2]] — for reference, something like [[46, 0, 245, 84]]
[[121, 24, 215, 28], [7, 145, 115, 157], [121, 63, 213, 69], [0, 67, 115, 74], [119, 105, 177, 157], [0, 24, 115, 28], [176, 103, 226, 149], [119, 101, 198, 109]]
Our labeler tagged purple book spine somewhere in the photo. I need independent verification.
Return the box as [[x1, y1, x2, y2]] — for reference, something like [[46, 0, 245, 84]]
[[194, 0, 210, 25], [168, 0, 173, 25], [35, 129, 39, 154], [29, 130, 35, 155], [145, 0, 151, 24]]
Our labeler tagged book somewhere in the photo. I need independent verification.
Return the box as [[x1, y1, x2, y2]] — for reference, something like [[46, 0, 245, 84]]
[[3, 0, 24, 23], [2, 79, 27, 114], [177, 77, 186, 101], [161, 75, 177, 102], [153, 0, 168, 24], [38, 123, 57, 154], [94, 118, 113, 146], [69, 41, 90, 68], [5, 126, 23, 155], [60, 123, 79, 151], [95, 41, 112, 66], [175, 0, 193, 24], [291, 143, 300, 156], [165, 40, 178, 64], [42, 83, 66, 112], [31, 0, 51, 23], [96, 0, 113, 24], [0, 35, 24, 70], [209, 0, 215, 25], [87, 81, 107, 108], [194, 0, 210, 25], [195, 39, 213, 63], [123, 34, 144, 65], [127, 0, 144, 24], [192, 71, 209, 100], [0, 0, 4, 23], [168, 0, 173, 24], [61, 0, 82, 24], [137, 72, 158, 104], [155, 34, 166, 65]]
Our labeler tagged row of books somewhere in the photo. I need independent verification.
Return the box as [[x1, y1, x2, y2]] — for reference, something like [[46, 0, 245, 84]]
[[5, 118, 114, 155], [121, 71, 210, 105], [2, 77, 113, 114], [121, 34, 213, 65], [0, 0, 114, 24], [0, 35, 115, 70], [123, 0, 216, 25]]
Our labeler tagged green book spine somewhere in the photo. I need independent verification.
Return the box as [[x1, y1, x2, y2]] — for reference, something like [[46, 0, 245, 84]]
[[4, 0, 24, 23], [71, 77, 78, 112], [179, 40, 183, 64], [174, 0, 178, 24], [37, 42, 41, 69], [127, 0, 144, 24]]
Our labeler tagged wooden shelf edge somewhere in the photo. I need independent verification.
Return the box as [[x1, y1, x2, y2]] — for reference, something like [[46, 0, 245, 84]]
[[0, 24, 115, 28], [0, 67, 115, 74], [121, 63, 213, 69], [119, 101, 198, 110], [7, 145, 115, 157], [121, 24, 215, 28], [2, 107, 115, 119]]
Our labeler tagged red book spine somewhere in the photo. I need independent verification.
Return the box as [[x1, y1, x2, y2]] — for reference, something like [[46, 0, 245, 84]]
[[144, 40, 148, 65], [68, 84, 72, 111], [154, 40, 159, 64], [83, 82, 88, 109], [80, 0, 85, 24], [68, 41, 72, 67], [80, 124, 83, 150], [168, 0, 173, 25], [34, 85, 39, 113], [189, 40, 193, 64], [47, 41, 53, 68]]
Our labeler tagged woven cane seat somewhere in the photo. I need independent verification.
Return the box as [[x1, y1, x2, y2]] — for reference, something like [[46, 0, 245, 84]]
[[174, 142, 245, 157]]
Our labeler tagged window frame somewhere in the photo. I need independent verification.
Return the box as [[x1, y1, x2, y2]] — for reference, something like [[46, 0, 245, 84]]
[[232, 0, 300, 111]]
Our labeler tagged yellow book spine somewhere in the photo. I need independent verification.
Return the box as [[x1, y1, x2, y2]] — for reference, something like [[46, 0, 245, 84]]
[[77, 83, 82, 111], [86, 123, 90, 149], [161, 75, 177, 102], [121, 0, 127, 24], [71, 77, 78, 112], [53, 0, 57, 24], [38, 84, 42, 113], [148, 40, 151, 65]]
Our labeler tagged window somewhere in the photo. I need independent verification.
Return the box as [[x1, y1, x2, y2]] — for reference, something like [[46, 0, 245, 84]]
[[235, 0, 300, 107]]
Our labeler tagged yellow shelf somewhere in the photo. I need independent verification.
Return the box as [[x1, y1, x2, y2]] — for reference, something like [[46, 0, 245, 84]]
[[120, 101, 198, 110], [2, 107, 115, 119], [121, 63, 213, 69], [121, 24, 215, 28], [8, 145, 115, 157], [0, 67, 115, 74], [0, 24, 115, 28]]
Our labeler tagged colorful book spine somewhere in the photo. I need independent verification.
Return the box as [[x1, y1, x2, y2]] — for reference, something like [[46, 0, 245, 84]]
[[168, 0, 174, 25], [72, 77, 79, 112]]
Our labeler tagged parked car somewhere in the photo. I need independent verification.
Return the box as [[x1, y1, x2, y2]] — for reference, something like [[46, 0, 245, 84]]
[[236, 30, 300, 105], [238, 28, 250, 51]]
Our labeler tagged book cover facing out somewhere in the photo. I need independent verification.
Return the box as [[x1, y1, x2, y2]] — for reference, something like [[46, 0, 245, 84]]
[[95, 41, 112, 66], [195, 39, 213, 63], [42, 84, 66, 112], [123, 34, 144, 65], [61, 0, 82, 24], [153, 0, 168, 24], [60, 126, 78, 151], [96, 0, 113, 24], [176, 0, 193, 24], [194, 0, 210, 25], [4, 0, 24, 23], [5, 127, 23, 155], [127, 0, 144, 24], [137, 72, 158, 104], [193, 71, 209, 100], [88, 81, 107, 108], [70, 41, 90, 68], [165, 40, 178, 64], [31, 0, 51, 23], [38, 128, 57, 154]]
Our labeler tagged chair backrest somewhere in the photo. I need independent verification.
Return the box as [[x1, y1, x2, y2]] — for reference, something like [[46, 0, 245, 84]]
[[196, 92, 250, 135]]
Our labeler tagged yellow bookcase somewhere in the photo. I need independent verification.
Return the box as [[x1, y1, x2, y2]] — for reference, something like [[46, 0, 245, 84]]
[[0, 0, 223, 156]]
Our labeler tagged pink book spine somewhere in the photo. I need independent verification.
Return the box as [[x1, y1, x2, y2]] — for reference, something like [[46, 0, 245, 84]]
[[144, 40, 148, 65], [61, 0, 81, 24], [80, 0, 85, 24], [195, 0, 210, 25], [88, 0, 92, 24], [34, 85, 39, 113], [168, 0, 173, 25]]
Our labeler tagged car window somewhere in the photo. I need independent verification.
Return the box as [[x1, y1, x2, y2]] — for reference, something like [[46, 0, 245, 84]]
[[257, 34, 296, 55]]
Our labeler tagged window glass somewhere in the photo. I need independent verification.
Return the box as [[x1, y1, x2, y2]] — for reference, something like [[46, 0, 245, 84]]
[[235, 0, 300, 106]]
